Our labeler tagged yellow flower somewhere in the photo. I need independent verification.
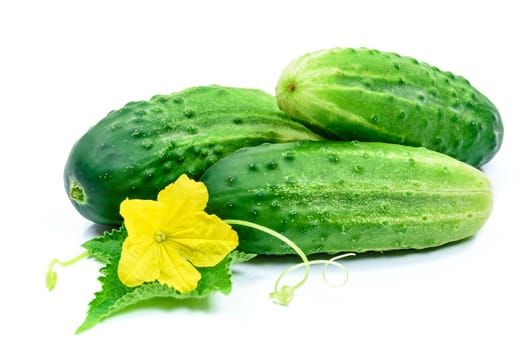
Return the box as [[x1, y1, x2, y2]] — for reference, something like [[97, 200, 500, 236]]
[[117, 174, 238, 293]]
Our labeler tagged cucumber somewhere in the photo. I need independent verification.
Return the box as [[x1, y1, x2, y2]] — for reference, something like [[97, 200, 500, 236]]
[[200, 141, 493, 255], [276, 47, 503, 168], [64, 85, 323, 225]]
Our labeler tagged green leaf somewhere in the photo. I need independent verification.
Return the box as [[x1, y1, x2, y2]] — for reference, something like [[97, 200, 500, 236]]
[[230, 250, 257, 263], [82, 227, 127, 264], [76, 226, 235, 334]]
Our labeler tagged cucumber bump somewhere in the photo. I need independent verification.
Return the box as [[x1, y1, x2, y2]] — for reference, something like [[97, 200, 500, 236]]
[[64, 85, 323, 225], [276, 47, 503, 167], [201, 141, 493, 255]]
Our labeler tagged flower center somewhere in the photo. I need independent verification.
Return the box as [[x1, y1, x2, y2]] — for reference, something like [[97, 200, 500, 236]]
[[155, 231, 167, 243]]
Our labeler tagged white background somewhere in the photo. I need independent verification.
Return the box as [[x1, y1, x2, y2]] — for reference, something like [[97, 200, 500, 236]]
[[1, 0, 522, 348]]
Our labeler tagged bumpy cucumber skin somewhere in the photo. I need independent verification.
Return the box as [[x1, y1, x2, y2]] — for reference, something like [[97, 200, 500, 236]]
[[276, 47, 503, 168], [201, 141, 493, 255], [64, 85, 323, 225]]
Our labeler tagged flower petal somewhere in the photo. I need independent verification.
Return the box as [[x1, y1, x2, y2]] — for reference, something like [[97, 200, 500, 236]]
[[118, 236, 160, 287], [158, 245, 202, 293], [120, 199, 164, 238], [157, 174, 208, 222], [167, 212, 239, 267], [117, 174, 237, 292]]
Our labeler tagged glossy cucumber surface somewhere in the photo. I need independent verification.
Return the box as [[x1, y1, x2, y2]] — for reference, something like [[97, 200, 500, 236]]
[[201, 141, 493, 255], [276, 47, 503, 167], [64, 85, 323, 225]]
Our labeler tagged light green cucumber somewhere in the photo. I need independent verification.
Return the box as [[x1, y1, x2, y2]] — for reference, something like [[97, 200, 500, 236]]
[[201, 141, 493, 255], [276, 47, 503, 168]]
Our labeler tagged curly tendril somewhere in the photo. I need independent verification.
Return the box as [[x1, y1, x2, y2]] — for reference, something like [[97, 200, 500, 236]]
[[47, 220, 354, 305], [224, 219, 354, 306], [46, 251, 89, 291]]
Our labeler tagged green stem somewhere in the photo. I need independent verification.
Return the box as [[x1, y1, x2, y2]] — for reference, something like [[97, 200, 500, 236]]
[[224, 219, 310, 305], [46, 251, 90, 291]]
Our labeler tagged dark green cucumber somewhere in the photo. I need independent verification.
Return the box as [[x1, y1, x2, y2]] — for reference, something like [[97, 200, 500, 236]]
[[276, 47, 503, 167], [64, 85, 323, 225], [201, 141, 493, 255]]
